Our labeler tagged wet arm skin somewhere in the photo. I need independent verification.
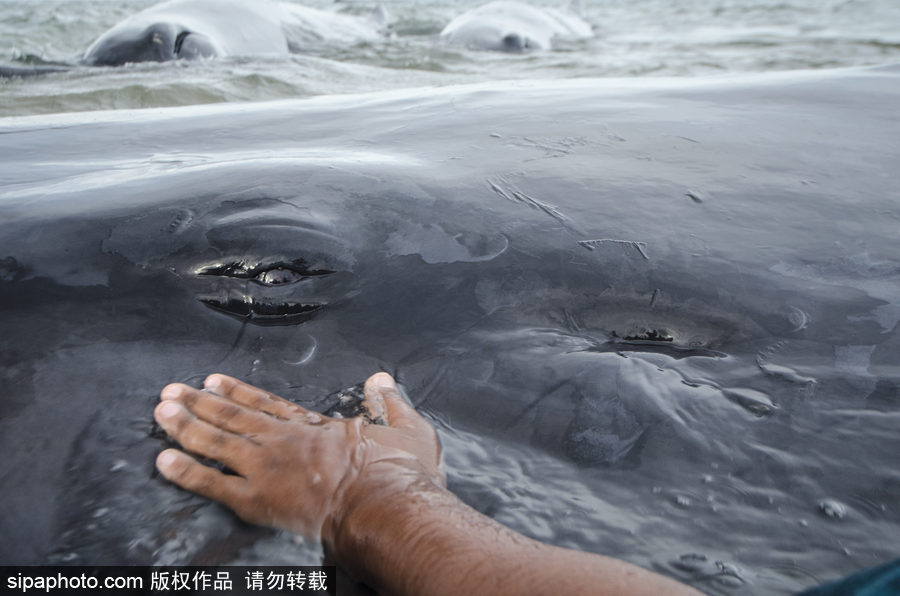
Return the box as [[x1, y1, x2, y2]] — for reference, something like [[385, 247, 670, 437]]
[[329, 469, 702, 596], [153, 373, 703, 596]]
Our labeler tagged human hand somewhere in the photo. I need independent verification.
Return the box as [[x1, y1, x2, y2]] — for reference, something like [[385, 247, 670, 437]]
[[154, 372, 445, 541]]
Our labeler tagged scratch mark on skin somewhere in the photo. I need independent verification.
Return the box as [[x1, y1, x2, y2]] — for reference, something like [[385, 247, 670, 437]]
[[578, 238, 650, 260], [508, 135, 591, 158], [488, 177, 569, 225], [685, 190, 706, 203]]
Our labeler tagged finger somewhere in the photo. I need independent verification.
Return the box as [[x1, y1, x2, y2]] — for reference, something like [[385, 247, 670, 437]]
[[156, 448, 248, 505], [364, 373, 434, 435], [163, 384, 279, 436], [360, 383, 388, 425], [202, 374, 306, 420], [155, 400, 254, 470]]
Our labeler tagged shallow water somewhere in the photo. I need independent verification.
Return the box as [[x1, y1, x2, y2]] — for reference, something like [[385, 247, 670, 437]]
[[2, 0, 900, 115], [1, 0, 899, 594]]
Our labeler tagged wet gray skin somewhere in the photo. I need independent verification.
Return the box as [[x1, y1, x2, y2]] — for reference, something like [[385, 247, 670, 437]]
[[1, 0, 375, 77], [1, 67, 899, 593], [83, 23, 219, 66]]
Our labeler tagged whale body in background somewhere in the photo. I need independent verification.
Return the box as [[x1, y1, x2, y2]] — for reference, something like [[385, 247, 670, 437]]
[[1, 67, 899, 591], [82, 0, 385, 66], [440, 0, 592, 52]]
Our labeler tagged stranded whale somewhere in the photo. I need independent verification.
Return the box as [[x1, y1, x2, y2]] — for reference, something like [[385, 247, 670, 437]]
[[1, 68, 899, 591], [84, 0, 386, 65], [82, 0, 290, 66], [440, 0, 592, 52], [0, 0, 386, 75]]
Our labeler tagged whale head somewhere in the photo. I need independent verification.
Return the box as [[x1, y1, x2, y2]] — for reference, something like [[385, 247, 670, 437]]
[[83, 22, 218, 66], [2, 74, 899, 577]]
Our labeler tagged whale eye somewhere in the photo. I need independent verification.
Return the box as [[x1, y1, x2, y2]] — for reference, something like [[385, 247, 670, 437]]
[[195, 260, 334, 285], [194, 259, 337, 325], [611, 328, 674, 343], [255, 267, 305, 286]]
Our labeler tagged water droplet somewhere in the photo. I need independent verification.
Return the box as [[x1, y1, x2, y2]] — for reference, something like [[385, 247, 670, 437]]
[[818, 499, 847, 520]]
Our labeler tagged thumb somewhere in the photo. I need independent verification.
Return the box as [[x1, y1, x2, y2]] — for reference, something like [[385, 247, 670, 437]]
[[364, 373, 433, 436]]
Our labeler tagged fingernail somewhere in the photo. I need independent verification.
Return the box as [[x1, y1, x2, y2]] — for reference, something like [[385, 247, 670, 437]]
[[160, 385, 182, 400], [158, 401, 181, 419], [372, 372, 396, 389], [157, 450, 177, 470], [204, 374, 223, 391]]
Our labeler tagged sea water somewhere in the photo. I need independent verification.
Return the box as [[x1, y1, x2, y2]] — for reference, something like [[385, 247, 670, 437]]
[[2, 0, 900, 116]]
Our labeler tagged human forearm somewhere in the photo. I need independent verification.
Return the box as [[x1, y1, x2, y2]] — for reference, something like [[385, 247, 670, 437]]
[[328, 467, 703, 596]]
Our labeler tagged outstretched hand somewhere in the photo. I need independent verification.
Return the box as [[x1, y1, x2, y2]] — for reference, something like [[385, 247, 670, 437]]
[[154, 372, 445, 541], [155, 372, 706, 596]]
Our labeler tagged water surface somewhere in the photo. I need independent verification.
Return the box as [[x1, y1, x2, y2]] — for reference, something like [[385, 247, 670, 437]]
[[2, 0, 899, 115]]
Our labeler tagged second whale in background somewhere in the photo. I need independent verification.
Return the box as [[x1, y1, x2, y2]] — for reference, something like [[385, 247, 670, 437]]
[[440, 0, 593, 52]]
